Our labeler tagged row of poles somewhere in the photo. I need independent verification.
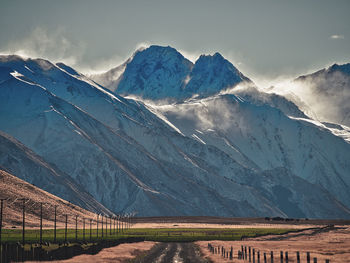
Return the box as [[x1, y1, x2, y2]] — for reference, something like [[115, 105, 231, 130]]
[[0, 198, 133, 245], [207, 243, 331, 263]]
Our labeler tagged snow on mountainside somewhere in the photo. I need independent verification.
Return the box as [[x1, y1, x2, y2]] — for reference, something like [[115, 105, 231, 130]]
[[185, 52, 252, 97], [0, 131, 110, 214], [116, 45, 193, 100], [150, 94, 350, 212], [0, 55, 285, 217], [1, 54, 350, 218], [89, 53, 135, 92], [91, 45, 251, 101], [270, 63, 350, 127]]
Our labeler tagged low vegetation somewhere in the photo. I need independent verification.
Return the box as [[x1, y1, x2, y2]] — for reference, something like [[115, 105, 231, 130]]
[[1, 227, 295, 244]]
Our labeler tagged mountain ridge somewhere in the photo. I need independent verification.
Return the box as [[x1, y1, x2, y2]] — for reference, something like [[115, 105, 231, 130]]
[[91, 45, 253, 101], [1, 53, 350, 218]]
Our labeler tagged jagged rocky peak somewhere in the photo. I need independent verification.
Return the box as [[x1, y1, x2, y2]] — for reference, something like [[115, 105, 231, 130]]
[[111, 45, 252, 100], [185, 52, 252, 96], [327, 63, 350, 75], [0, 55, 56, 75], [116, 45, 193, 99]]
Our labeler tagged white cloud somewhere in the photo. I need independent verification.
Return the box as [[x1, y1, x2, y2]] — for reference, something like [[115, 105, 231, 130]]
[[0, 27, 85, 66], [330, 34, 345, 39], [135, 41, 151, 51], [178, 49, 201, 63]]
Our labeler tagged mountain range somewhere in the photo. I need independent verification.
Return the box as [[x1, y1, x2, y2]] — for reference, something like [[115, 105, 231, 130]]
[[1, 45, 350, 218]]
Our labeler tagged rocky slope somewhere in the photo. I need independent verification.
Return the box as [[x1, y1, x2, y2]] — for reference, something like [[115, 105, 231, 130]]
[[1, 51, 350, 218]]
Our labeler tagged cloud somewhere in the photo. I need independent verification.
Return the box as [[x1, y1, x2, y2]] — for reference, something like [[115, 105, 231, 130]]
[[178, 49, 201, 63], [0, 27, 85, 66], [330, 34, 345, 39], [135, 41, 151, 51], [81, 53, 127, 75]]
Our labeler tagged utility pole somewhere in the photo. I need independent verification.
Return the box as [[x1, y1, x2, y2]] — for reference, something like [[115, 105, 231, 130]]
[[101, 215, 104, 238], [109, 216, 112, 235], [0, 199, 4, 246], [105, 216, 107, 237], [96, 215, 99, 239], [90, 219, 92, 242], [40, 202, 43, 244], [54, 205, 58, 243], [19, 198, 27, 245], [75, 215, 78, 242], [0, 198, 5, 263], [118, 215, 120, 233], [65, 214, 68, 243], [83, 218, 85, 241]]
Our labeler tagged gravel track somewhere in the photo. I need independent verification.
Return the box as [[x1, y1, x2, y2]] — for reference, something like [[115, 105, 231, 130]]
[[134, 242, 211, 263]]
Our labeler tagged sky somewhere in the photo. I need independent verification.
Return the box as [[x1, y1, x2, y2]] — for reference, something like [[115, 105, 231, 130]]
[[1, 0, 350, 86]]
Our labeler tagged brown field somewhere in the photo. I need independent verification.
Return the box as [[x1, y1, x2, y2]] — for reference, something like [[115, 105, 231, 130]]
[[2, 169, 349, 262], [0, 169, 98, 229], [197, 225, 350, 263], [25, 241, 157, 263]]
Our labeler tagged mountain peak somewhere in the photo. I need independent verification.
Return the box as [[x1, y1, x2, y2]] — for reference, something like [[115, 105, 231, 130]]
[[134, 45, 192, 64], [185, 52, 251, 96], [91, 45, 251, 101], [328, 62, 350, 75], [116, 45, 193, 100]]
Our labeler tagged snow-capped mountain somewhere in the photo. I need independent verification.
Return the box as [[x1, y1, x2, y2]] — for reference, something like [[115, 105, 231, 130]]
[[0, 131, 110, 214], [1, 51, 350, 218], [0, 55, 284, 217], [92, 45, 252, 101], [269, 63, 350, 127], [294, 63, 350, 127], [185, 52, 252, 97], [151, 94, 350, 212]]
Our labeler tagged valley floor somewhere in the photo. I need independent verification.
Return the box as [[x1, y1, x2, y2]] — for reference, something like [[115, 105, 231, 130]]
[[197, 225, 350, 263], [23, 223, 350, 263]]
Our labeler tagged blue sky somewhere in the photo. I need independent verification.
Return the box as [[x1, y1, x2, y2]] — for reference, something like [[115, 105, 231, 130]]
[[1, 0, 349, 85]]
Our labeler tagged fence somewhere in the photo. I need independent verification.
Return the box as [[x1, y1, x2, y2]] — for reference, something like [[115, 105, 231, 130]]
[[0, 198, 134, 262], [207, 243, 331, 263]]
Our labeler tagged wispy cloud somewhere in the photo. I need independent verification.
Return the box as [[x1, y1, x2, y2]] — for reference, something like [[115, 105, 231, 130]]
[[178, 49, 201, 63], [330, 34, 345, 39], [0, 27, 85, 66]]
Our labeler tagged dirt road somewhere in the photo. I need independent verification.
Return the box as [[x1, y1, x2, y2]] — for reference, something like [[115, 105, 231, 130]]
[[134, 242, 211, 263]]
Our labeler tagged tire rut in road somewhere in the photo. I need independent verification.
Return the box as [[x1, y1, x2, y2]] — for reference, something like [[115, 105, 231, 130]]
[[178, 242, 211, 263], [133, 242, 168, 263], [133, 242, 211, 263]]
